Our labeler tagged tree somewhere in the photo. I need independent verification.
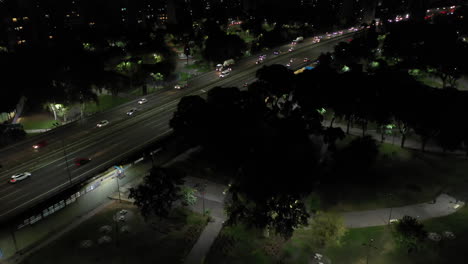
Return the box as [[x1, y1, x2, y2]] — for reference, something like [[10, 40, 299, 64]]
[[392, 215, 427, 254], [333, 136, 378, 182], [129, 167, 184, 219], [203, 34, 246, 63], [181, 186, 198, 206], [226, 191, 309, 239], [308, 212, 347, 248], [169, 95, 209, 145]]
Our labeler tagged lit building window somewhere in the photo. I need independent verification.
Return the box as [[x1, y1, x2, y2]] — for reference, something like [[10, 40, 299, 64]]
[[23, 17, 29, 20], [49, 35, 54, 39], [12, 17, 18, 22]]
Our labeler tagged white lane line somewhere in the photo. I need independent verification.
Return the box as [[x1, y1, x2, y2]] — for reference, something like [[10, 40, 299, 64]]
[[0, 130, 172, 217]]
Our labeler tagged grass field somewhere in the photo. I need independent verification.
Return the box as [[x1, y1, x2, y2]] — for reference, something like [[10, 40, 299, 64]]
[[84, 95, 130, 114], [207, 205, 468, 264], [319, 134, 468, 212], [20, 119, 58, 130], [23, 203, 208, 264]]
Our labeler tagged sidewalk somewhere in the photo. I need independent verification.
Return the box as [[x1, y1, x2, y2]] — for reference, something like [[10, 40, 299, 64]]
[[0, 161, 151, 263], [342, 193, 465, 228], [322, 120, 466, 156], [183, 176, 227, 264]]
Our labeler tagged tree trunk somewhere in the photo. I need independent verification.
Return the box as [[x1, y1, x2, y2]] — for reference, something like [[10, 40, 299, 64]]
[[380, 126, 385, 143], [401, 134, 406, 148], [329, 116, 335, 128], [362, 121, 367, 137], [50, 104, 58, 121], [421, 138, 427, 152], [346, 119, 350, 134]]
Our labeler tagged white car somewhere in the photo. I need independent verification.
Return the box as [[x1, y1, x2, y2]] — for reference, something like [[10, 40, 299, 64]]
[[138, 98, 147, 104], [219, 69, 231, 78], [97, 120, 109, 127], [126, 108, 137, 115], [10, 172, 31, 183]]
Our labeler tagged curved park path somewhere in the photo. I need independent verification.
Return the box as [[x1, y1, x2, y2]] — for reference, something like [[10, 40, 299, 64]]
[[342, 193, 465, 228]]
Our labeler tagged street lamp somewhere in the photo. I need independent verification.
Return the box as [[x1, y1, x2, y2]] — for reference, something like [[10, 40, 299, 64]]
[[362, 238, 378, 264], [114, 166, 123, 203], [61, 140, 73, 185], [385, 193, 395, 225]]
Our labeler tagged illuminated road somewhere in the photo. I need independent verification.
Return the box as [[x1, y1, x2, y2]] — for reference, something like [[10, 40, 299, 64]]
[[0, 29, 359, 221]]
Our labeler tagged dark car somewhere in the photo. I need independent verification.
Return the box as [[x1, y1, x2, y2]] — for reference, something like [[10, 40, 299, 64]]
[[75, 158, 91, 166], [33, 141, 48, 149]]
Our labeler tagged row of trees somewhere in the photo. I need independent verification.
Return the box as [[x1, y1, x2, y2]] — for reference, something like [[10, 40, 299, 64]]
[[128, 18, 468, 238], [1, 28, 175, 120]]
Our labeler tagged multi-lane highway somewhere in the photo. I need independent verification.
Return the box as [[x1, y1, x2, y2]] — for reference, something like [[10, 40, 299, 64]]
[[0, 29, 360, 221]]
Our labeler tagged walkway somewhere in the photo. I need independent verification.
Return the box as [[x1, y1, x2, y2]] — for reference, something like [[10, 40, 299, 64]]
[[343, 193, 464, 228], [183, 176, 227, 264], [322, 120, 466, 156]]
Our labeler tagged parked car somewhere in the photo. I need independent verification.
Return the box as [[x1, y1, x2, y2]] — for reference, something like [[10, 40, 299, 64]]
[[138, 98, 148, 104], [75, 158, 91, 166], [33, 140, 48, 149], [10, 172, 31, 183], [97, 120, 109, 127]]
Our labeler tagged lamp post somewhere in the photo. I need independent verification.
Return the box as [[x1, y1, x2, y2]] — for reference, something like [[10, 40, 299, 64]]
[[10, 227, 18, 254], [385, 193, 394, 225], [362, 238, 378, 264], [114, 166, 123, 203], [61, 140, 73, 185]]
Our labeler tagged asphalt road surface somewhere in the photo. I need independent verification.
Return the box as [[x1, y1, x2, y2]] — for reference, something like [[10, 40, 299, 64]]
[[0, 28, 360, 221]]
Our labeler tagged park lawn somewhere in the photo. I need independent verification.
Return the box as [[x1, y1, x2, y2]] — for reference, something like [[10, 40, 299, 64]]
[[179, 72, 194, 82], [185, 62, 212, 73], [326, 207, 468, 264], [23, 202, 208, 264], [205, 224, 279, 264], [84, 95, 129, 114], [207, 206, 468, 264], [19, 117, 59, 131], [130, 85, 161, 96], [321, 136, 468, 212]]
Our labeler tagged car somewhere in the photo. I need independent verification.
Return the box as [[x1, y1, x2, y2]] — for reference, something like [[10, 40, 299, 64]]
[[126, 108, 137, 115], [96, 120, 109, 127], [273, 50, 280, 55], [286, 63, 291, 67], [243, 82, 248, 88], [75, 158, 91, 166], [255, 59, 263, 65], [219, 72, 230, 78], [138, 98, 147, 104], [288, 47, 294, 52], [33, 140, 48, 149], [174, 83, 188, 90], [303, 58, 310, 63], [10, 172, 32, 183]]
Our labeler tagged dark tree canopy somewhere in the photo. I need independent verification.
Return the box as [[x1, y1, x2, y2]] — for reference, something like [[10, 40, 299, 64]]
[[129, 167, 184, 219]]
